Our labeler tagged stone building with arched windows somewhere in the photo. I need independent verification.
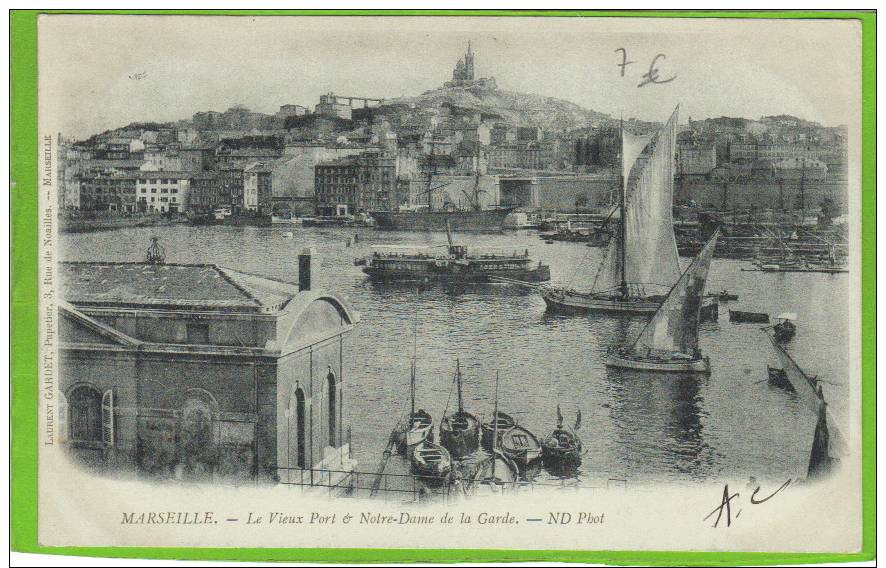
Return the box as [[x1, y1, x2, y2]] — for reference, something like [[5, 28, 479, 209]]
[[58, 259, 359, 483]]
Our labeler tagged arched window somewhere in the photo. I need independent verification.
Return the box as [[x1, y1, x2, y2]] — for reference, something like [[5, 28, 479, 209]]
[[178, 390, 218, 478], [294, 387, 306, 469], [326, 371, 337, 448], [69, 385, 102, 443]]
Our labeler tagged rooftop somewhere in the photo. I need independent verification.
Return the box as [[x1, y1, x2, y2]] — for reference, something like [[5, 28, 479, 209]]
[[61, 262, 299, 312]]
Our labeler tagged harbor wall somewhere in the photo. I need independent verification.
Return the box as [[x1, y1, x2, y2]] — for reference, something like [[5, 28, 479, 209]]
[[529, 175, 849, 212]]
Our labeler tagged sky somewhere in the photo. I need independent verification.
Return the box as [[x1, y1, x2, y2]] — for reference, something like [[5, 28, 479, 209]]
[[37, 15, 862, 138]]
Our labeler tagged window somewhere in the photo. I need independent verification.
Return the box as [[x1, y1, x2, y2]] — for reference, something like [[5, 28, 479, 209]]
[[151, 188, 157, 193], [186, 323, 209, 343], [68, 386, 102, 443], [325, 371, 337, 447]]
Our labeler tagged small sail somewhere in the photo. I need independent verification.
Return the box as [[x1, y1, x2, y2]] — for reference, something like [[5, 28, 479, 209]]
[[767, 335, 847, 459], [592, 234, 623, 293], [623, 107, 681, 290], [630, 229, 719, 357]]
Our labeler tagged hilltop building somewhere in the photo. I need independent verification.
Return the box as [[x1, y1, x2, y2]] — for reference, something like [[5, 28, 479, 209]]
[[444, 42, 498, 90]]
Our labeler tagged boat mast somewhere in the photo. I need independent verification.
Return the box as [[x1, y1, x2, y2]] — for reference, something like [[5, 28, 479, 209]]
[[410, 322, 417, 416], [456, 358, 464, 413], [410, 360, 416, 416], [619, 117, 628, 299], [492, 370, 499, 480]]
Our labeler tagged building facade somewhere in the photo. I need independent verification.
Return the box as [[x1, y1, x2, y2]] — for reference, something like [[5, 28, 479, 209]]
[[58, 258, 359, 483], [244, 162, 274, 214], [314, 151, 398, 216], [135, 173, 191, 213]]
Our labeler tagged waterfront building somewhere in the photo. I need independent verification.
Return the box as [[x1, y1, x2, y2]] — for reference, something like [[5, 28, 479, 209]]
[[58, 255, 359, 482], [74, 172, 138, 213], [314, 151, 398, 216], [189, 173, 228, 213], [219, 166, 245, 214], [243, 162, 274, 214], [135, 172, 192, 213], [276, 143, 366, 202]]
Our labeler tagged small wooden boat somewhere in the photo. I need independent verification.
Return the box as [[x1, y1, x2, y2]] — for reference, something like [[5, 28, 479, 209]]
[[481, 411, 516, 451], [729, 310, 770, 324], [773, 313, 797, 343], [440, 360, 481, 459], [499, 424, 542, 475], [394, 352, 434, 454], [767, 366, 795, 391], [542, 406, 583, 475], [707, 289, 738, 301], [472, 450, 520, 491], [411, 440, 452, 486], [470, 371, 520, 492]]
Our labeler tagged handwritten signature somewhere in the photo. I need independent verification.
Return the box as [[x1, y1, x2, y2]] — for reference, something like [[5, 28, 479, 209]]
[[615, 49, 676, 88], [704, 479, 792, 527]]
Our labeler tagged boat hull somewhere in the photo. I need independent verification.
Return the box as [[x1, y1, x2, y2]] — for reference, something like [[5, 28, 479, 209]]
[[541, 428, 583, 476], [500, 425, 543, 475], [410, 441, 452, 486], [481, 412, 516, 451], [439, 412, 481, 460], [729, 310, 770, 323], [364, 264, 550, 284], [370, 208, 513, 233], [542, 290, 661, 315], [605, 353, 711, 374]]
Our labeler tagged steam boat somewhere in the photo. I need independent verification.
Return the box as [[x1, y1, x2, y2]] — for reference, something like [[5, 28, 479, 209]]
[[361, 221, 550, 283]]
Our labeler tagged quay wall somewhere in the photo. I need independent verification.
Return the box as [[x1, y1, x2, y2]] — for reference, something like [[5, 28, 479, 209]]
[[529, 175, 849, 212]]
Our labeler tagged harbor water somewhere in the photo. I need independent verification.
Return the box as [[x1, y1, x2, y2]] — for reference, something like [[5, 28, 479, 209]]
[[61, 225, 851, 486]]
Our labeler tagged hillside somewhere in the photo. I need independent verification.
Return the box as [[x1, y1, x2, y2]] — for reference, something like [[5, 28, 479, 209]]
[[388, 83, 611, 133]]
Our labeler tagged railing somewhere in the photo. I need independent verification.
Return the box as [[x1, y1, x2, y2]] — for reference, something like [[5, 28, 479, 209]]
[[275, 466, 629, 502]]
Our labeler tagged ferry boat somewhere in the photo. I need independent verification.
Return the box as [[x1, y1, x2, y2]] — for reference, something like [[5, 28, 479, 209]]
[[542, 107, 683, 315], [360, 221, 551, 284]]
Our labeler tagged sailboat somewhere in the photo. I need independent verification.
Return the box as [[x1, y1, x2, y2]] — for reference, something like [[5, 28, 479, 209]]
[[370, 133, 512, 232], [542, 108, 681, 314], [439, 359, 481, 460], [605, 229, 720, 373], [473, 372, 519, 491], [394, 349, 434, 455], [764, 331, 846, 476]]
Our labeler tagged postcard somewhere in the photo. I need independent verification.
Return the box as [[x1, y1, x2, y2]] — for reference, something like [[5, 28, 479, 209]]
[[16, 10, 871, 562]]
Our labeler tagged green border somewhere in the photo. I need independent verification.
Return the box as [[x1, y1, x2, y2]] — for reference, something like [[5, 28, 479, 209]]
[[10, 9, 875, 565]]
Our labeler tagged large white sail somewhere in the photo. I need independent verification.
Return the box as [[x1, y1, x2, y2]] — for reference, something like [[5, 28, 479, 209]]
[[630, 229, 718, 357], [591, 108, 680, 295], [623, 107, 681, 291]]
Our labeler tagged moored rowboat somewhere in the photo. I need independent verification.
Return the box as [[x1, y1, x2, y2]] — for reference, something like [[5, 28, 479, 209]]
[[410, 440, 452, 486]]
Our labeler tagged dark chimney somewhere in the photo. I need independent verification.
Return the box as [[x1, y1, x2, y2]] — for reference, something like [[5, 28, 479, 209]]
[[298, 248, 313, 291]]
